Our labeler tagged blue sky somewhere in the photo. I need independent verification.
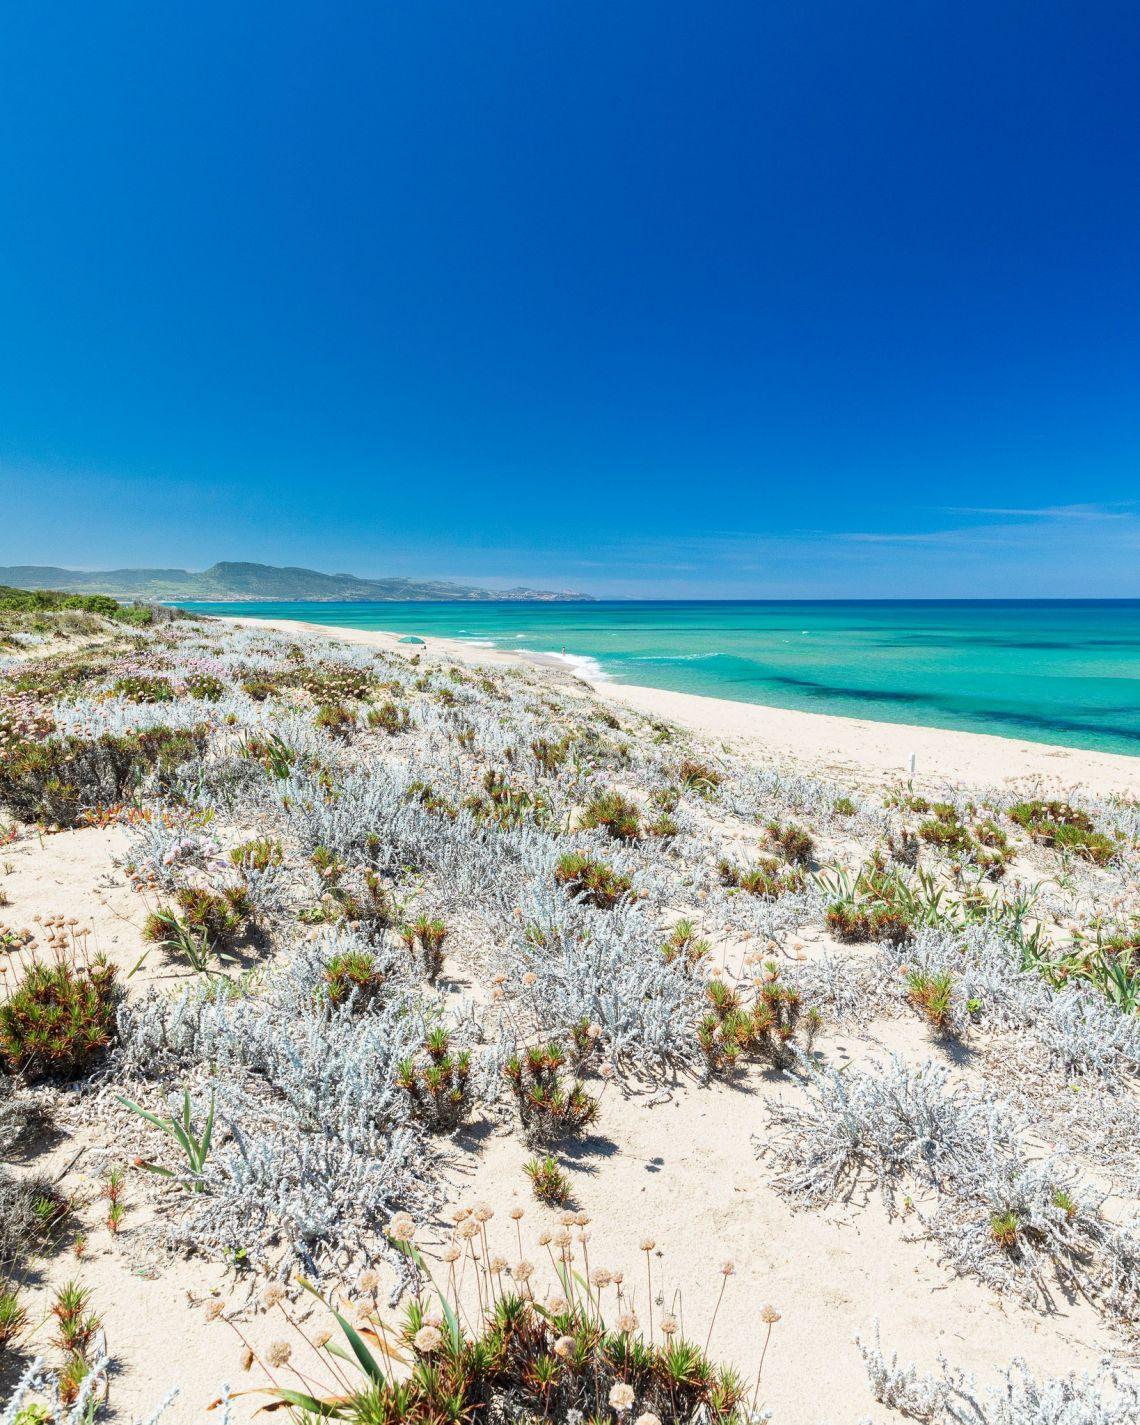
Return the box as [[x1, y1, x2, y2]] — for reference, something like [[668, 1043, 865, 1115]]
[[2, 2, 1138, 597]]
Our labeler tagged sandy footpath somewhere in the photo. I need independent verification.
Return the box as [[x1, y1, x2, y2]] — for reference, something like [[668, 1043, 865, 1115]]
[[221, 615, 1140, 797]]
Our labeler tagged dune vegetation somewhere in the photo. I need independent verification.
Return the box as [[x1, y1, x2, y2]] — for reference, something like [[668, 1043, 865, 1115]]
[[1, 601, 1139, 1423]]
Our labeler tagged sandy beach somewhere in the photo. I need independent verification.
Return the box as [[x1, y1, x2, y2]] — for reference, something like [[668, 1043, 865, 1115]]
[[222, 614, 1140, 797]]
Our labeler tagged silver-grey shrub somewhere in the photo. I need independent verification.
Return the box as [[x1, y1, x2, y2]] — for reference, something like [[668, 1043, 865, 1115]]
[[761, 1055, 1140, 1317], [114, 928, 436, 1274], [858, 1320, 1140, 1424]]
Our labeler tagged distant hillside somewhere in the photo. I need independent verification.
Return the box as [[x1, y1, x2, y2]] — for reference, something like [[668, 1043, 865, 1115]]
[[0, 562, 592, 603]]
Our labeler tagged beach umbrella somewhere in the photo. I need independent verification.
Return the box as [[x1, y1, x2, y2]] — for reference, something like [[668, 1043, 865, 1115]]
[[398, 635, 426, 645]]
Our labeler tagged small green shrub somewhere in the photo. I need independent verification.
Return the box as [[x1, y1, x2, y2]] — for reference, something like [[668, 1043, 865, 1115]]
[[662, 919, 710, 968], [143, 885, 251, 950], [240, 675, 279, 701], [397, 1029, 474, 1131], [524, 1154, 572, 1205], [322, 948, 385, 1010], [554, 852, 631, 909], [228, 837, 283, 872], [698, 965, 820, 1076], [0, 956, 119, 1079], [765, 819, 814, 865], [314, 702, 356, 737], [406, 780, 458, 819], [464, 770, 551, 830], [905, 969, 957, 1034], [0, 727, 208, 826], [504, 1042, 599, 1146], [824, 864, 921, 946], [367, 700, 410, 734], [678, 758, 721, 793], [0, 1168, 71, 1267], [400, 916, 448, 982], [579, 789, 641, 841], [0, 1285, 28, 1349], [918, 815, 974, 855], [717, 856, 805, 898], [990, 1210, 1020, 1249], [530, 735, 570, 773]]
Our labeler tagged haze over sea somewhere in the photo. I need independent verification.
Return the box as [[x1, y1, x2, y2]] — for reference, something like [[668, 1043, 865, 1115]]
[[177, 600, 1140, 757]]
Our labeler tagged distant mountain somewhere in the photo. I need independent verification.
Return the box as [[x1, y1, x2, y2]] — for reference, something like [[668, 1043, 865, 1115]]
[[0, 562, 593, 603]]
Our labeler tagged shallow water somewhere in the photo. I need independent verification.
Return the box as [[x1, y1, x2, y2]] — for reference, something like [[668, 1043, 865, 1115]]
[[175, 600, 1140, 756]]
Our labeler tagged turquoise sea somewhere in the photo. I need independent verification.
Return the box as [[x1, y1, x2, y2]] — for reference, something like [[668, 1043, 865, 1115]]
[[176, 601, 1140, 757]]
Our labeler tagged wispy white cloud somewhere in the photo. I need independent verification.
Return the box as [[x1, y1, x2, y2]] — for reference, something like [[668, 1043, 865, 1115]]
[[945, 501, 1137, 520]]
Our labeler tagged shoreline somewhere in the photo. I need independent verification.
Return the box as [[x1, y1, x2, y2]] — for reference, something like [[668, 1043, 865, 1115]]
[[218, 614, 1140, 795]]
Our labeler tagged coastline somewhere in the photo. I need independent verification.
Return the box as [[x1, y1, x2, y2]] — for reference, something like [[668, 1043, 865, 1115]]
[[217, 614, 1140, 796]]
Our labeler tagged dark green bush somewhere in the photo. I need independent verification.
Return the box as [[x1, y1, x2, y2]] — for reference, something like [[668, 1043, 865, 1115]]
[[184, 673, 225, 700], [1008, 800, 1116, 864], [112, 675, 174, 703], [0, 726, 208, 825]]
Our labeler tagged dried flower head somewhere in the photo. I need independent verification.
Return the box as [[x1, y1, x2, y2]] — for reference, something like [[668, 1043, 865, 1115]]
[[547, 1294, 570, 1315], [442, 1245, 461, 1263], [261, 1283, 286, 1308], [473, 1203, 494, 1222], [538, 1231, 553, 1246], [266, 1341, 292, 1369], [359, 1270, 380, 1293], [204, 1299, 225, 1322], [618, 1312, 639, 1334], [589, 1268, 612, 1287], [387, 1212, 416, 1242], [639, 1238, 656, 1252], [553, 1335, 575, 1360], [512, 1260, 534, 1282], [509, 1206, 525, 1220], [660, 1314, 678, 1336], [720, 1259, 735, 1276], [414, 1325, 443, 1354], [760, 1305, 781, 1324], [609, 1383, 636, 1412]]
